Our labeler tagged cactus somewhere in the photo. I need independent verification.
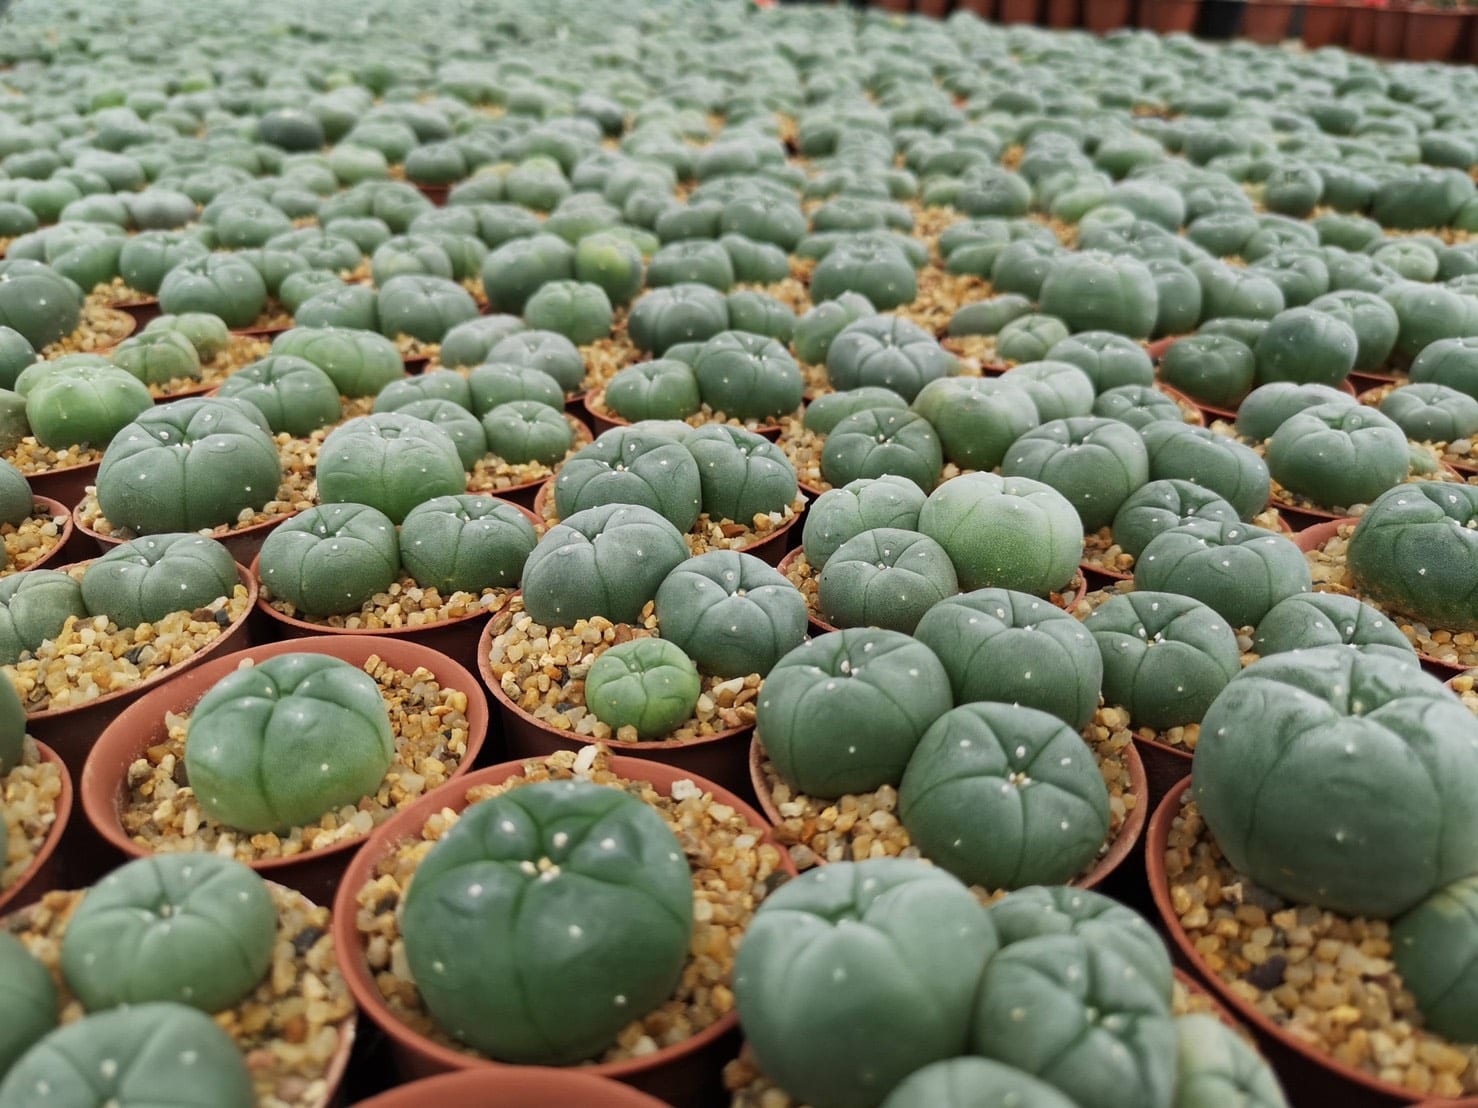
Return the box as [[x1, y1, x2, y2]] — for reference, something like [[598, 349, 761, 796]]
[[1111, 479, 1242, 561], [0, 259, 83, 349], [574, 231, 645, 306], [1346, 483, 1478, 632], [184, 652, 394, 834], [627, 283, 731, 355], [0, 932, 56, 1076], [487, 330, 585, 395], [1380, 383, 1478, 444], [1193, 647, 1478, 918], [817, 527, 959, 634], [0, 327, 36, 392], [654, 551, 806, 678], [1002, 417, 1150, 532], [913, 377, 1040, 472], [0, 1003, 253, 1108], [1254, 307, 1359, 388], [0, 570, 87, 665], [1234, 382, 1356, 442], [295, 283, 380, 332], [1140, 422, 1270, 520], [585, 637, 702, 739], [1135, 519, 1311, 629], [947, 293, 1035, 339], [647, 239, 735, 291], [393, 399, 486, 470], [996, 314, 1073, 366], [725, 291, 796, 343], [215, 355, 342, 437], [270, 326, 404, 398], [1174, 1015, 1289, 1108], [1307, 289, 1400, 373], [1252, 592, 1416, 664], [467, 364, 565, 416], [480, 233, 574, 314], [879, 1058, 1078, 1108], [377, 274, 479, 343], [822, 409, 943, 493], [157, 254, 267, 329], [316, 413, 467, 523], [685, 425, 798, 522], [792, 293, 873, 365], [1000, 360, 1095, 422], [1045, 332, 1155, 394], [110, 330, 202, 387], [802, 476, 925, 571], [0, 671, 22, 774], [914, 588, 1102, 731], [1038, 251, 1159, 340], [1084, 591, 1240, 731], [96, 398, 282, 534], [373, 370, 473, 415], [521, 504, 689, 627], [810, 240, 917, 311], [1392, 876, 1478, 1042], [399, 495, 536, 595], [825, 315, 956, 403], [59, 854, 275, 1014], [1410, 336, 1478, 402], [900, 702, 1110, 888], [257, 504, 400, 617], [0, 458, 29, 530], [438, 315, 527, 370], [554, 426, 702, 532], [523, 280, 614, 346], [1158, 335, 1256, 410], [1093, 385, 1187, 432], [81, 534, 237, 629], [1382, 281, 1478, 363], [143, 313, 231, 364], [604, 360, 701, 423], [24, 364, 153, 450], [690, 331, 804, 422], [803, 388, 907, 436], [734, 859, 996, 1108], [400, 780, 692, 1063], [1266, 403, 1408, 510]]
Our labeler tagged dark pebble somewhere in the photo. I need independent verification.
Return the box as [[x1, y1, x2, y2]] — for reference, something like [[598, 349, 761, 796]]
[[124, 646, 147, 665], [292, 925, 327, 958], [1245, 955, 1287, 991], [763, 870, 792, 894], [372, 893, 398, 915], [214, 609, 231, 627]]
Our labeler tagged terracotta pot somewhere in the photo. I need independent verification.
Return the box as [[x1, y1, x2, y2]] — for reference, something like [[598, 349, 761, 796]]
[[415, 184, 451, 207], [1046, 0, 1079, 27], [1146, 337, 1177, 361], [149, 381, 219, 405], [995, 0, 1040, 21], [1240, 0, 1296, 42], [475, 413, 593, 509], [879, 0, 912, 10], [27, 461, 100, 512], [1083, 0, 1131, 31], [748, 733, 1148, 892], [1373, 4, 1408, 57], [0, 740, 72, 915], [1147, 779, 1455, 1108], [230, 323, 292, 340], [72, 500, 298, 566], [916, 0, 952, 14], [112, 297, 162, 329], [1146, 0, 1202, 32], [1301, 2, 1350, 47], [581, 389, 785, 442], [354, 1067, 669, 1108], [25, 561, 257, 775], [1348, 369, 1407, 392], [957, 0, 994, 14], [1346, 3, 1378, 51], [80, 633, 490, 905], [476, 610, 755, 797], [331, 755, 798, 1107], [402, 353, 431, 375], [1196, 377, 1357, 430], [1403, 5, 1467, 61]]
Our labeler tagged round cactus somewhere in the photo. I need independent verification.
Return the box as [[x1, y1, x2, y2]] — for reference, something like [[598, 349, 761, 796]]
[[1193, 647, 1478, 918], [0, 932, 56, 1076], [1174, 1015, 1290, 1108], [879, 1057, 1078, 1108], [1234, 381, 1357, 442], [574, 231, 645, 306], [1045, 332, 1155, 394], [480, 233, 574, 314], [802, 476, 925, 571], [521, 504, 690, 627], [0, 671, 23, 774], [1158, 334, 1257, 410], [734, 859, 996, 1108], [914, 588, 1102, 731], [257, 504, 400, 617], [826, 316, 956, 403], [585, 638, 702, 740], [757, 628, 952, 797], [401, 780, 692, 1063], [817, 527, 959, 634], [81, 534, 237, 629], [377, 274, 479, 343], [1380, 383, 1478, 444], [438, 315, 527, 370], [1085, 591, 1241, 731], [1307, 289, 1399, 374], [1140, 422, 1270, 520], [523, 279, 614, 346], [60, 854, 275, 1014], [1135, 519, 1311, 629], [1392, 876, 1478, 1043], [24, 364, 153, 450], [996, 314, 1072, 365], [468, 364, 565, 415], [96, 398, 282, 535], [293, 283, 380, 332], [792, 292, 874, 365], [913, 377, 1040, 472], [690, 331, 803, 422], [479, 400, 574, 466], [487, 330, 585, 395], [1266, 403, 1409, 511], [1252, 592, 1417, 664], [947, 293, 1034, 339], [0, 327, 36, 392], [654, 551, 806, 679], [374, 370, 473, 415], [1111, 479, 1242, 561], [647, 238, 735, 291], [554, 427, 702, 532], [215, 355, 342, 437], [184, 652, 394, 834], [1253, 307, 1359, 388], [1346, 483, 1478, 632], [1410, 336, 1478, 402], [110, 330, 202, 387], [1093, 384, 1187, 432], [685, 425, 798, 523], [0, 570, 87, 665], [604, 360, 701, 423], [1002, 417, 1150, 533], [822, 409, 943, 492], [316, 413, 467, 524], [157, 254, 267, 329], [1000, 360, 1096, 422], [803, 389, 908, 438], [0, 258, 84, 348], [0, 1003, 254, 1108], [270, 326, 404, 398], [900, 702, 1110, 889], [1039, 251, 1159, 340], [0, 460, 29, 529], [810, 240, 917, 311], [399, 495, 537, 595], [627, 283, 731, 355]]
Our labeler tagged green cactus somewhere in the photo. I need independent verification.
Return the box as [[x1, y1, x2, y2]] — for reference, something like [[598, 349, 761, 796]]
[[825, 316, 956, 403], [1174, 1015, 1290, 1108], [654, 551, 806, 679], [1093, 385, 1189, 432], [184, 652, 394, 834], [627, 283, 731, 355], [1193, 647, 1478, 918], [1266, 403, 1409, 510], [1307, 289, 1400, 373], [316, 413, 467, 524], [574, 231, 645, 306], [521, 504, 689, 626], [0, 671, 23, 774], [396, 495, 534, 595], [1382, 281, 1478, 363], [0, 570, 87, 665], [913, 378, 1040, 472], [1380, 384, 1478, 445], [554, 426, 701, 532], [685, 425, 798, 522], [1002, 417, 1150, 532], [947, 294, 1034, 338], [1135, 519, 1311, 629], [900, 702, 1110, 888], [523, 280, 614, 346], [646, 239, 735, 292], [60, 853, 275, 1014], [757, 628, 952, 797], [585, 637, 702, 739], [401, 780, 692, 1063], [690, 331, 804, 422], [822, 409, 943, 493], [1346, 483, 1478, 632], [378, 274, 479, 343], [438, 315, 527, 370], [257, 504, 400, 617], [96, 398, 282, 534], [0, 933, 57, 1077], [1045, 332, 1155, 395], [1111, 479, 1242, 561], [1039, 251, 1159, 340], [1000, 360, 1096, 422], [110, 330, 202, 388], [295, 283, 380, 332], [1158, 335, 1257, 410], [802, 387, 908, 435], [604, 360, 701, 423], [373, 370, 473, 415], [467, 364, 565, 416], [0, 259, 84, 349], [1140, 422, 1270, 521], [734, 859, 996, 1108], [1410, 336, 1478, 402], [802, 476, 926, 571], [24, 364, 153, 450], [215, 355, 342, 437], [81, 534, 237, 629], [1253, 307, 1359, 388], [1234, 382, 1356, 442], [0, 1003, 254, 1108], [914, 588, 1102, 731], [791, 292, 873, 365], [157, 254, 268, 329], [487, 330, 585, 395], [0, 327, 36, 392], [817, 527, 959, 634], [1392, 876, 1478, 1043], [1252, 592, 1416, 664], [396, 399, 487, 471], [810, 241, 917, 311], [270, 326, 404, 398], [879, 1057, 1078, 1108], [0, 458, 29, 529], [480, 233, 574, 314]]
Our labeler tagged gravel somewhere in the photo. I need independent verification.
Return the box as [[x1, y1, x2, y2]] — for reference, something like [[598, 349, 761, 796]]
[[538, 486, 799, 557], [465, 413, 592, 496], [0, 506, 66, 576], [263, 576, 513, 632], [1, 737, 63, 892], [584, 388, 800, 437], [39, 303, 134, 358]]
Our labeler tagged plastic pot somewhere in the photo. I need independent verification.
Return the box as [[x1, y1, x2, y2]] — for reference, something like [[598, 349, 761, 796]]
[[27, 461, 101, 512], [1083, 0, 1131, 31], [79, 633, 490, 905], [11, 495, 80, 572], [0, 740, 72, 915], [72, 499, 298, 566], [354, 1067, 669, 1108], [1301, 2, 1350, 47], [996, 0, 1040, 22], [1403, 5, 1467, 61], [473, 413, 593, 509], [1045, 0, 1079, 27], [1240, 0, 1296, 41], [1145, 0, 1203, 32], [331, 754, 797, 1108]]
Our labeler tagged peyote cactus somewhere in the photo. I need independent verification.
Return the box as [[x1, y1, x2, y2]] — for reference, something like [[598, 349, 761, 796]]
[[685, 424, 798, 523], [257, 504, 400, 617], [0, 569, 89, 664], [270, 326, 404, 399], [184, 653, 394, 834], [1084, 591, 1240, 731], [1158, 335, 1257, 410], [1000, 360, 1095, 422], [1135, 519, 1311, 629], [479, 400, 574, 466], [81, 534, 237, 629], [0, 933, 56, 1076], [401, 781, 693, 1063], [0, 460, 30, 528], [316, 413, 467, 524], [626, 283, 731, 355], [554, 426, 702, 532], [1193, 647, 1478, 918], [914, 589, 1102, 731], [393, 399, 486, 471], [654, 551, 806, 678], [0, 1002, 254, 1108], [1002, 417, 1150, 533], [1139, 422, 1270, 520], [377, 273, 479, 343], [0, 327, 36, 392], [215, 355, 342, 437], [400, 495, 537, 595], [899, 702, 1110, 888], [912, 377, 1040, 472], [1346, 483, 1478, 632], [803, 387, 907, 435], [1093, 384, 1187, 432], [1253, 307, 1359, 388], [480, 233, 574, 315], [802, 475, 925, 571], [1266, 403, 1408, 511], [523, 280, 614, 346], [157, 254, 267, 329], [438, 315, 527, 370], [487, 330, 585, 395], [734, 859, 996, 1108], [1392, 876, 1478, 1043], [96, 398, 281, 535], [1307, 289, 1399, 374], [757, 628, 952, 797], [1233, 381, 1356, 442], [585, 637, 702, 739], [0, 671, 22, 774], [110, 330, 202, 387], [374, 370, 473, 415], [810, 240, 917, 311], [647, 238, 735, 291], [60, 854, 275, 1014], [825, 315, 956, 403], [467, 364, 565, 416], [822, 409, 943, 492], [1045, 331, 1155, 395], [1410, 336, 1478, 402], [1174, 1015, 1290, 1108], [1252, 592, 1417, 663], [792, 292, 873, 365], [1379, 383, 1478, 445], [24, 364, 152, 450], [521, 504, 689, 627], [690, 331, 804, 422], [817, 527, 959, 634], [293, 283, 380, 332], [879, 1057, 1077, 1108], [947, 293, 1034, 339], [603, 360, 701, 423], [1038, 251, 1159, 340], [0, 258, 84, 349]]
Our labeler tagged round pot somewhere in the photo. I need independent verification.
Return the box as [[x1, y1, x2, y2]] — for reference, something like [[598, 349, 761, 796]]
[[354, 1068, 669, 1108], [149, 380, 219, 404], [476, 611, 755, 797], [1301, 2, 1350, 47], [79, 633, 490, 905], [580, 389, 786, 442], [26, 460, 101, 512], [415, 184, 451, 207], [24, 561, 257, 776], [1373, 4, 1408, 57], [72, 499, 298, 566], [1146, 336, 1177, 361], [1046, 0, 1080, 27], [111, 296, 162, 330], [1083, 0, 1131, 32], [1146, 0, 1202, 33], [995, 0, 1039, 22], [748, 733, 1148, 893], [1240, 0, 1296, 43], [1403, 5, 1467, 61], [230, 322, 292, 340], [915, 0, 952, 15], [403, 352, 432, 375], [1147, 778, 1462, 1108], [0, 740, 72, 915], [474, 413, 593, 509], [331, 754, 797, 1107]]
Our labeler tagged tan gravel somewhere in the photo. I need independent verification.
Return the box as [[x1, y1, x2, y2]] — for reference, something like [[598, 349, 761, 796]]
[[1, 737, 63, 891]]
